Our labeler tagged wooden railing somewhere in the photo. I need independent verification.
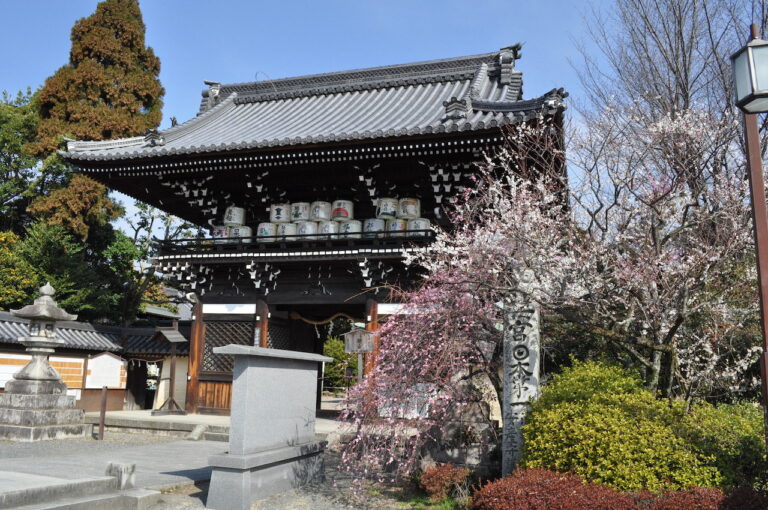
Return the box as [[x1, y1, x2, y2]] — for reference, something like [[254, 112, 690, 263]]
[[155, 229, 435, 256]]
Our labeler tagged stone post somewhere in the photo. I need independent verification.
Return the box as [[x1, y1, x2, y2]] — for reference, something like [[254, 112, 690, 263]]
[[0, 283, 89, 441], [206, 345, 332, 510], [501, 302, 540, 476]]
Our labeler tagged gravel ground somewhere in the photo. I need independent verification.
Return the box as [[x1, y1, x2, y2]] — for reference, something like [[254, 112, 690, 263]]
[[0, 431, 176, 459]]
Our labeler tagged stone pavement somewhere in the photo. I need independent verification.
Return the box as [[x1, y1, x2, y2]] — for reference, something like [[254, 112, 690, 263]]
[[0, 399, 352, 508], [1, 435, 224, 491]]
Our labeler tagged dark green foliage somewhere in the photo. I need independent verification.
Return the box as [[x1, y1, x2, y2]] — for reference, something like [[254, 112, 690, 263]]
[[16, 221, 106, 317], [0, 90, 39, 231], [323, 336, 358, 388], [0, 232, 39, 310], [31, 0, 163, 156], [721, 487, 768, 509], [14, 221, 140, 323], [675, 402, 766, 490]]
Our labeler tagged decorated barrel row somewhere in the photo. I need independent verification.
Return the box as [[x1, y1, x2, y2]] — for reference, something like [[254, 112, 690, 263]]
[[211, 198, 428, 243], [269, 198, 421, 223], [255, 218, 431, 242]]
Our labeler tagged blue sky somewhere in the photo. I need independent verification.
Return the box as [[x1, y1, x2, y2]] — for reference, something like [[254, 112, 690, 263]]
[[1, 1, 604, 126], [0, 1, 606, 232]]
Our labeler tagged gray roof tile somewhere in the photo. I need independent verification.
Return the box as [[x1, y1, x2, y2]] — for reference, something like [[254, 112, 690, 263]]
[[60, 46, 567, 162], [0, 311, 151, 353]]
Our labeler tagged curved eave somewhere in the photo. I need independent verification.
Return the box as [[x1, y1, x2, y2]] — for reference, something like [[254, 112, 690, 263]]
[[60, 102, 564, 164]]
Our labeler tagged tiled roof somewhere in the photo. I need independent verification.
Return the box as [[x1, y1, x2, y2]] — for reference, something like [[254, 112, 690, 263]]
[[122, 323, 191, 357], [0, 311, 144, 352], [60, 45, 567, 162]]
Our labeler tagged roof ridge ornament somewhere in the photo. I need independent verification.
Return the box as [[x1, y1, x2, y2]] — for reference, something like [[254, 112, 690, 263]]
[[498, 44, 522, 85], [144, 129, 165, 147], [204, 80, 222, 111], [542, 87, 569, 111], [443, 96, 470, 121]]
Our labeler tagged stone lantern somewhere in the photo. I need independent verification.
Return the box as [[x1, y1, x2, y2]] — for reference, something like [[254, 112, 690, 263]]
[[6, 283, 77, 394], [0, 283, 88, 441]]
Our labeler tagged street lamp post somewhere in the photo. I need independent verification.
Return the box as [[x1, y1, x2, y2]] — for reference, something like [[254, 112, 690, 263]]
[[732, 23, 768, 449]]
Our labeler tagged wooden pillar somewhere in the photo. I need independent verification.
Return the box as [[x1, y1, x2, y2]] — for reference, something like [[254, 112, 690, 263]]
[[185, 301, 204, 414], [257, 299, 269, 348], [363, 298, 379, 375]]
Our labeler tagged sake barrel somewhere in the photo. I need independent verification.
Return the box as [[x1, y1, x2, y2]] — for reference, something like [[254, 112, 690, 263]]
[[363, 218, 386, 238], [277, 222, 298, 240], [386, 218, 408, 237], [296, 220, 318, 237], [407, 218, 431, 237], [291, 202, 311, 221], [256, 222, 277, 243], [310, 201, 332, 221], [269, 203, 291, 223], [331, 200, 354, 221], [318, 220, 339, 240], [223, 205, 245, 226], [211, 225, 230, 244], [397, 198, 421, 219], [375, 197, 398, 219], [229, 225, 252, 242], [340, 219, 362, 239]]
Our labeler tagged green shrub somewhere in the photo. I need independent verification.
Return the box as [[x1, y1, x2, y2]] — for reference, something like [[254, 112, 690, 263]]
[[523, 395, 721, 491], [535, 360, 645, 411], [676, 402, 766, 489], [322, 336, 357, 388], [523, 361, 722, 492]]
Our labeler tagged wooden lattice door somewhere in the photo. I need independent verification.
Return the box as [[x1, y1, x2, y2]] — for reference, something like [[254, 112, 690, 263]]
[[194, 316, 293, 414]]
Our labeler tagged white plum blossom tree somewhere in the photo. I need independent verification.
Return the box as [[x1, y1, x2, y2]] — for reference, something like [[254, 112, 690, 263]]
[[338, 106, 758, 481]]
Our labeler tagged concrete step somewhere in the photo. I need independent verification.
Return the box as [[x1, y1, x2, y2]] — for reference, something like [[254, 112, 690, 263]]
[[11, 488, 162, 510], [203, 431, 229, 442], [84, 415, 230, 440], [0, 475, 116, 509]]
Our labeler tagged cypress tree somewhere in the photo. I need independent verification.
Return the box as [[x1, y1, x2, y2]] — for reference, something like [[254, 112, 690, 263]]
[[31, 0, 163, 156]]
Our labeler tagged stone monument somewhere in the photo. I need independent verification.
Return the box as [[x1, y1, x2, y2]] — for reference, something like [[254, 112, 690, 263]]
[[0, 283, 89, 441], [501, 300, 540, 475], [206, 345, 332, 510]]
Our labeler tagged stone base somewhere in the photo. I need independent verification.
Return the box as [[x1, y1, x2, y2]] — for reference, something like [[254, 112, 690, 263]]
[[206, 441, 326, 510], [0, 423, 90, 441], [0, 392, 88, 442], [4, 379, 67, 395]]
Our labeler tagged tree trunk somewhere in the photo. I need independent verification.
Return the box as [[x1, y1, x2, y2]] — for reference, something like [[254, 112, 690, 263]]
[[646, 349, 662, 392]]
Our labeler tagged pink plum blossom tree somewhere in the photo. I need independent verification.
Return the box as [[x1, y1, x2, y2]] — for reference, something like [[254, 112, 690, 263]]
[[337, 106, 757, 481]]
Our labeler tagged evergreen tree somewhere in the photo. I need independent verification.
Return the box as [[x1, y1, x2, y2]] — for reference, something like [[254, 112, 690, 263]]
[[30, 0, 163, 156], [28, 174, 122, 241], [0, 90, 38, 232], [0, 232, 39, 311]]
